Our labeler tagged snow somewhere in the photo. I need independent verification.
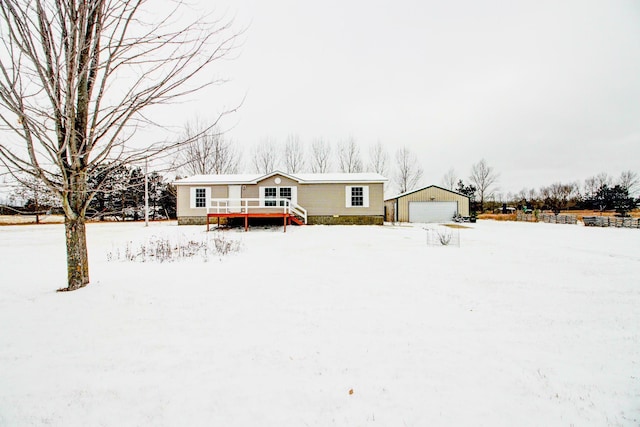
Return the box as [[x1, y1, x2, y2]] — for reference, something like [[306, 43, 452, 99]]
[[0, 220, 638, 426], [174, 171, 387, 185]]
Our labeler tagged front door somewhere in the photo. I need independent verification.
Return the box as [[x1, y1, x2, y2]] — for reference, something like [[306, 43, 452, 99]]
[[228, 185, 242, 213]]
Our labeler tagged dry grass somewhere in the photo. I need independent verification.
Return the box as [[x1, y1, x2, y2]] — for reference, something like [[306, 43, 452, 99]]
[[0, 215, 65, 225], [442, 223, 472, 229], [564, 210, 640, 221], [478, 209, 640, 222], [477, 213, 517, 221], [0, 215, 175, 226]]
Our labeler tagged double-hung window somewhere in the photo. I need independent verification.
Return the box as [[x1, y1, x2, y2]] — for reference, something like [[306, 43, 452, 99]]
[[195, 188, 206, 208], [345, 186, 369, 208], [264, 187, 277, 206], [279, 187, 292, 206], [191, 187, 208, 208], [351, 187, 364, 206], [261, 186, 296, 207]]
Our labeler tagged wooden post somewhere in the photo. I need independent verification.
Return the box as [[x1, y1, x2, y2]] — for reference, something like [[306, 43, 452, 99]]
[[244, 214, 248, 231], [206, 214, 210, 232], [283, 214, 287, 233]]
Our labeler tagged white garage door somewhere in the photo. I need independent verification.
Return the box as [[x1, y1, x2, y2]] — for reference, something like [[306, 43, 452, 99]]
[[409, 201, 458, 223]]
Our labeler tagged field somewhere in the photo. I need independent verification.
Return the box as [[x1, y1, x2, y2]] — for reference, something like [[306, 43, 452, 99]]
[[0, 214, 65, 225], [0, 220, 638, 426]]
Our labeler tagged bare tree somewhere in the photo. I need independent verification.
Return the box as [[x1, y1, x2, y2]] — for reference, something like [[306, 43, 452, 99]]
[[310, 138, 332, 173], [441, 168, 458, 191], [176, 120, 240, 175], [394, 147, 423, 194], [583, 172, 612, 199], [0, 1, 240, 290], [368, 141, 388, 176], [469, 159, 499, 212], [618, 170, 638, 196], [540, 182, 579, 215], [10, 175, 61, 223], [337, 137, 363, 173], [252, 138, 279, 174], [283, 134, 305, 173]]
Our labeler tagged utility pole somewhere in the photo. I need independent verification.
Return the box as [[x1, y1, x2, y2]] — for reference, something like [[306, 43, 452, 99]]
[[144, 159, 149, 227]]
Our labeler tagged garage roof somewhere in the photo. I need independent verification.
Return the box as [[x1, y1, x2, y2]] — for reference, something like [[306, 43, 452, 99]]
[[385, 184, 469, 201]]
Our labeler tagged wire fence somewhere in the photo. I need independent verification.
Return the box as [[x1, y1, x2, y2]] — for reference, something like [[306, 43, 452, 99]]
[[425, 226, 460, 247]]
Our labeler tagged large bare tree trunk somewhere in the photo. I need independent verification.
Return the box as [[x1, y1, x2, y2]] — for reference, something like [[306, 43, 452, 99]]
[[64, 216, 89, 291], [61, 170, 90, 290]]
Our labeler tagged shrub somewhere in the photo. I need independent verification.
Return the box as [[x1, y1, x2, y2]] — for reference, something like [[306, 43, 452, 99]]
[[107, 232, 241, 263], [437, 229, 452, 246]]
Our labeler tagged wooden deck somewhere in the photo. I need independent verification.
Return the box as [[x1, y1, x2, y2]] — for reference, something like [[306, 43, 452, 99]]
[[206, 212, 304, 232], [205, 197, 307, 232]]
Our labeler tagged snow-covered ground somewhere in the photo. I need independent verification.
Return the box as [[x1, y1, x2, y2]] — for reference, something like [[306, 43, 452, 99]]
[[0, 220, 638, 426]]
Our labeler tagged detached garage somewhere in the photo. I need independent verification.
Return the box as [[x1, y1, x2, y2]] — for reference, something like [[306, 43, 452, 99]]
[[384, 185, 470, 223]]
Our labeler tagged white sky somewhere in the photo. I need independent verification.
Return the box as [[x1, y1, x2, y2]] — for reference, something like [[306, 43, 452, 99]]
[[155, 0, 640, 194]]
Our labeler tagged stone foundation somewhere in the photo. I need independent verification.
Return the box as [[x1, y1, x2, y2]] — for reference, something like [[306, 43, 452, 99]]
[[307, 215, 384, 225], [177, 216, 207, 225], [178, 216, 229, 226], [178, 215, 383, 226]]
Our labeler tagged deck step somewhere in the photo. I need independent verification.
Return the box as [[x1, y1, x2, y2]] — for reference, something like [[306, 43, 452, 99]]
[[289, 215, 305, 225]]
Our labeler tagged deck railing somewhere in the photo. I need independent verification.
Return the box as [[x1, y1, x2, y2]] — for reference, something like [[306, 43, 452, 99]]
[[207, 198, 307, 224]]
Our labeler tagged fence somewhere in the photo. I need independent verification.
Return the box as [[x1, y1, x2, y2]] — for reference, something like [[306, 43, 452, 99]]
[[425, 226, 460, 247], [538, 213, 578, 224], [516, 211, 577, 224], [583, 216, 640, 228]]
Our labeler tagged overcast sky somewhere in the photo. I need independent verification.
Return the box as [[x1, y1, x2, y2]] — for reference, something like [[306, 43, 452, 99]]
[[167, 0, 640, 195]]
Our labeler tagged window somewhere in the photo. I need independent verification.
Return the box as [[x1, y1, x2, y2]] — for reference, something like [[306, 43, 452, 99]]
[[351, 187, 364, 206], [261, 186, 296, 207], [264, 187, 277, 206], [195, 188, 206, 208], [345, 185, 369, 208], [279, 187, 292, 206]]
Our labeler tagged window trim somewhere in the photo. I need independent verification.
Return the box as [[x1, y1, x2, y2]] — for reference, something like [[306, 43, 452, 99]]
[[190, 187, 210, 209], [260, 185, 297, 207], [345, 185, 369, 208]]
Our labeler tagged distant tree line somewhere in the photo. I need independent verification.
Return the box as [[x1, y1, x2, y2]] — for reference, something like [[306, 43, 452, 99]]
[[173, 121, 425, 197], [508, 171, 639, 217], [441, 163, 638, 217], [8, 120, 637, 221], [8, 166, 177, 222], [175, 122, 639, 217], [450, 170, 638, 217]]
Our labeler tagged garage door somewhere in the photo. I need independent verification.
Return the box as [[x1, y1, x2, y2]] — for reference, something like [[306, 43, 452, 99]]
[[409, 201, 458, 223]]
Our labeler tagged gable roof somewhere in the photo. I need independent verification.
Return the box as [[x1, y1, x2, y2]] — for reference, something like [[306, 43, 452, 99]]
[[174, 171, 387, 186], [385, 184, 469, 201]]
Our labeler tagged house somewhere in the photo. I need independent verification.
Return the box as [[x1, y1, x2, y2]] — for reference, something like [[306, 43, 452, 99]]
[[384, 185, 470, 223], [174, 171, 387, 229]]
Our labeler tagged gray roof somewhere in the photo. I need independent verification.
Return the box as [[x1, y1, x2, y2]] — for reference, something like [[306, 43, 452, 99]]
[[385, 184, 469, 201], [174, 171, 387, 185]]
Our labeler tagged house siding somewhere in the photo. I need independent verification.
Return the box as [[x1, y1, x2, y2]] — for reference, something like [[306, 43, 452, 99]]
[[176, 185, 227, 218], [298, 182, 384, 216]]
